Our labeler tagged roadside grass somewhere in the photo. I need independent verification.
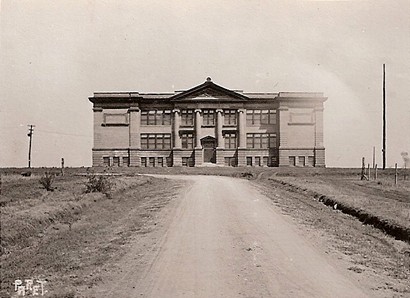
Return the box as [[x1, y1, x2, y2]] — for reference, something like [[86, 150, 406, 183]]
[[0, 173, 184, 297], [267, 175, 410, 232]]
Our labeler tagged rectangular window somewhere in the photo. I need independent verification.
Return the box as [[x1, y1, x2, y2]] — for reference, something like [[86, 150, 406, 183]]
[[246, 110, 276, 126], [289, 156, 296, 166], [202, 110, 215, 126], [166, 156, 172, 167], [246, 133, 276, 149], [246, 157, 253, 166], [181, 133, 194, 149], [148, 134, 156, 148], [103, 157, 110, 167], [224, 110, 237, 125], [122, 157, 129, 167], [299, 156, 306, 167], [224, 133, 237, 149], [113, 157, 120, 167], [157, 157, 163, 167], [182, 157, 189, 167], [307, 156, 314, 167], [140, 134, 172, 149], [149, 157, 155, 167], [255, 157, 261, 166], [181, 110, 194, 126], [224, 157, 236, 167], [263, 156, 269, 166], [141, 110, 172, 125], [141, 157, 147, 167]]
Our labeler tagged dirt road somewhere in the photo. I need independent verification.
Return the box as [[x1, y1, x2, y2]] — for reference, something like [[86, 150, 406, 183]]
[[98, 175, 371, 298]]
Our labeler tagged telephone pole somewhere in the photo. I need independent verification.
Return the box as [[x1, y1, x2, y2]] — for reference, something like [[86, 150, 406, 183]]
[[27, 125, 35, 168], [382, 64, 386, 170]]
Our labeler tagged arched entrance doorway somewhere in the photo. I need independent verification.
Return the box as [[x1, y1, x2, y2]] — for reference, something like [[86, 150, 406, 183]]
[[201, 136, 216, 163]]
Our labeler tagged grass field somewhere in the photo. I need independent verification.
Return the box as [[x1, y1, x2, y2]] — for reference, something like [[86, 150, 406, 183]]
[[0, 171, 185, 297]]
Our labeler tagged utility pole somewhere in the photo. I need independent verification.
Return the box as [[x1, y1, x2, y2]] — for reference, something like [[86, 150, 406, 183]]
[[372, 146, 376, 168], [27, 125, 35, 168], [382, 64, 386, 170]]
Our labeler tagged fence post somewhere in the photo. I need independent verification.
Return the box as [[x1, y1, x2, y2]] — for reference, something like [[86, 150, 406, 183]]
[[61, 158, 65, 176], [361, 157, 366, 180], [395, 163, 398, 185], [375, 164, 378, 180]]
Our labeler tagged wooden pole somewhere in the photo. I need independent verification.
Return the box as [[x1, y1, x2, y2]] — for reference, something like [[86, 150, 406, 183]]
[[375, 164, 378, 180], [394, 163, 398, 185], [361, 157, 366, 180], [382, 64, 386, 170], [61, 158, 65, 176], [372, 146, 376, 168], [27, 125, 35, 168]]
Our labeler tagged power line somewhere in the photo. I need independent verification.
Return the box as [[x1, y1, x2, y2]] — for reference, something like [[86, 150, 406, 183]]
[[35, 129, 92, 137]]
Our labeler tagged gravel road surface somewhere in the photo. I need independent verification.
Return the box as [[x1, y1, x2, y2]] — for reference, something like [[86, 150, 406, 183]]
[[101, 175, 371, 297]]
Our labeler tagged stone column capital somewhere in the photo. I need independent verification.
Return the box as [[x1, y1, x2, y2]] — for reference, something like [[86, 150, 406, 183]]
[[172, 108, 180, 114], [93, 107, 103, 112], [238, 108, 246, 113], [194, 109, 202, 113], [216, 109, 223, 113]]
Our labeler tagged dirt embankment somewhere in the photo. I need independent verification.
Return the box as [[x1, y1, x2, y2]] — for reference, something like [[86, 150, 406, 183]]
[[266, 176, 410, 244], [0, 173, 185, 297]]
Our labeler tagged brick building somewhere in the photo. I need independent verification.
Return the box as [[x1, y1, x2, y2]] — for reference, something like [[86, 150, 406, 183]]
[[89, 78, 327, 167]]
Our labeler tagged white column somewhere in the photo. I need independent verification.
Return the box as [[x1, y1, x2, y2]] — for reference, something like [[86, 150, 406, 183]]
[[238, 109, 246, 148], [173, 109, 181, 148], [195, 109, 202, 148], [216, 109, 224, 148]]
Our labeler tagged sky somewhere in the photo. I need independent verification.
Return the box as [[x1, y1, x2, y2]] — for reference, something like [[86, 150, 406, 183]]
[[1, 0, 409, 168]]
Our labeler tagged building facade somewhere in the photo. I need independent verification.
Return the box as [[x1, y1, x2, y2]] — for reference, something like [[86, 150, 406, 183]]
[[89, 78, 327, 167]]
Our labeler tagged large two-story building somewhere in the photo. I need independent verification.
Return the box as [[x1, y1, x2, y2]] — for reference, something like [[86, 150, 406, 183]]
[[89, 78, 327, 167]]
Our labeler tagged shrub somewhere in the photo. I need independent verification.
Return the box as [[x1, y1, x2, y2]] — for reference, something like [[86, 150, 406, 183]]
[[85, 174, 113, 196], [39, 172, 55, 191]]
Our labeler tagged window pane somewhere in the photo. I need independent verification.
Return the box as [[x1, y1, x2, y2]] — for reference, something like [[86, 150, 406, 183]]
[[164, 135, 171, 149], [148, 135, 156, 148], [255, 157, 261, 166], [246, 135, 253, 148], [141, 111, 148, 125], [156, 110, 163, 125], [254, 111, 261, 126], [263, 157, 269, 166], [141, 134, 148, 149], [261, 110, 269, 124], [163, 111, 171, 125]]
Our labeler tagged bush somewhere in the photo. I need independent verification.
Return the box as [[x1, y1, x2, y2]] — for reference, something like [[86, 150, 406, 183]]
[[85, 174, 112, 196], [39, 172, 55, 191]]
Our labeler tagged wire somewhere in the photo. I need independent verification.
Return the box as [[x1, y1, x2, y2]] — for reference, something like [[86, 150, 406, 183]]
[[35, 129, 92, 138]]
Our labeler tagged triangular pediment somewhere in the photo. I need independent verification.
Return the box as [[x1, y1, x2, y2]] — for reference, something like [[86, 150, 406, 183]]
[[171, 78, 248, 102]]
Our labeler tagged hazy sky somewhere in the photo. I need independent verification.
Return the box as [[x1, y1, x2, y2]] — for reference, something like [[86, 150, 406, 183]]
[[1, 0, 409, 168]]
